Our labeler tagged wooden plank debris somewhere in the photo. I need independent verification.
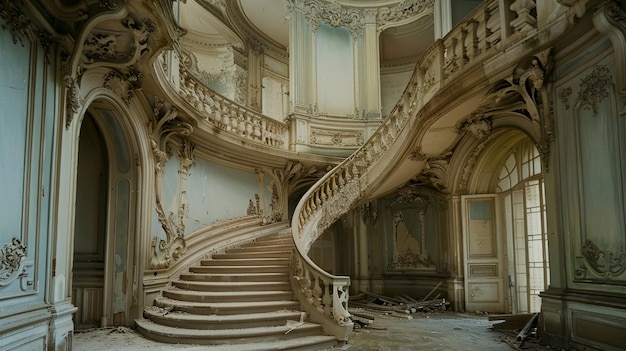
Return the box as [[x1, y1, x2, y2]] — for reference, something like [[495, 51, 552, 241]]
[[348, 289, 449, 329]]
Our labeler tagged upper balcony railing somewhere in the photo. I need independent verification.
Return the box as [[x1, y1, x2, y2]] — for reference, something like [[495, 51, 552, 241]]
[[155, 53, 289, 149], [289, 0, 540, 340]]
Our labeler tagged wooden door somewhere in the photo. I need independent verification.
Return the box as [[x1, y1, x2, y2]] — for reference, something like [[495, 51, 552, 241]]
[[462, 195, 506, 312]]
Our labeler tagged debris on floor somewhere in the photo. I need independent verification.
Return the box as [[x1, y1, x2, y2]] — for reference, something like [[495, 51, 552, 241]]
[[348, 289, 449, 330]]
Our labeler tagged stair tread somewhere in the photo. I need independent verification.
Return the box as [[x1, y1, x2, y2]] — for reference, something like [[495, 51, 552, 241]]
[[136, 318, 321, 337], [174, 281, 290, 287], [155, 296, 299, 308], [166, 289, 292, 296], [145, 307, 305, 322]]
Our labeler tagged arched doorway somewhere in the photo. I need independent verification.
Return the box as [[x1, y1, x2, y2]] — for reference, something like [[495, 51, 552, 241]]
[[72, 102, 137, 329], [460, 130, 549, 313]]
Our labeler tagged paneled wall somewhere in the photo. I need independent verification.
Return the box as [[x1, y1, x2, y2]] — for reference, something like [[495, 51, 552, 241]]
[[0, 20, 71, 350]]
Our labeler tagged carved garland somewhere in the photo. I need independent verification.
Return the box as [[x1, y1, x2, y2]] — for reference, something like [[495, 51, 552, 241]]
[[376, 0, 434, 26], [149, 96, 194, 270], [575, 64, 612, 116]]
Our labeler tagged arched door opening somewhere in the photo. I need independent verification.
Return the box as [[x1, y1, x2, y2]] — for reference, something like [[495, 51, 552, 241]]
[[72, 103, 137, 329], [495, 139, 549, 314]]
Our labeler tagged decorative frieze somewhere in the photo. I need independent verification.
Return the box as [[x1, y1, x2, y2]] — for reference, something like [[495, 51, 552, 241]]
[[310, 128, 363, 147]]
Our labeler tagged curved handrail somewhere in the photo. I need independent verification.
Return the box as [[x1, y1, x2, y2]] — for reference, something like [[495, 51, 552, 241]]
[[290, 0, 518, 339], [155, 52, 289, 149]]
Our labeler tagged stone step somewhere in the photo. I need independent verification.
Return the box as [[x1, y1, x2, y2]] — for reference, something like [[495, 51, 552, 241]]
[[136, 319, 333, 347], [226, 244, 294, 253], [189, 264, 289, 274], [200, 257, 290, 266], [154, 296, 300, 315], [144, 307, 305, 329], [179, 272, 289, 282], [212, 250, 293, 259], [243, 238, 294, 247], [172, 280, 291, 292], [162, 289, 294, 303]]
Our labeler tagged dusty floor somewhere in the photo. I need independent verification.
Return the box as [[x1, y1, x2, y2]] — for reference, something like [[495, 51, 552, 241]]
[[73, 311, 549, 350]]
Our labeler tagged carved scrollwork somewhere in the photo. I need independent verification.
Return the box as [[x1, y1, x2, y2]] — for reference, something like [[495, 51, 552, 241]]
[[302, 0, 364, 38], [377, 0, 434, 27], [0, 237, 27, 287], [103, 67, 143, 105], [409, 147, 452, 192], [576, 240, 626, 279], [149, 96, 194, 270]]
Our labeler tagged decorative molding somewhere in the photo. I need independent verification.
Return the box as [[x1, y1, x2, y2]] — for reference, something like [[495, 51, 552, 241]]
[[64, 75, 81, 129], [575, 240, 626, 279], [575, 64, 612, 116], [0, 0, 35, 45], [459, 131, 504, 192], [0, 237, 27, 288], [310, 128, 363, 147], [81, 16, 154, 68], [102, 67, 143, 105], [559, 87, 572, 110], [409, 147, 451, 192], [376, 0, 434, 28], [458, 113, 492, 139], [302, 0, 364, 38], [467, 48, 554, 171], [149, 96, 194, 270]]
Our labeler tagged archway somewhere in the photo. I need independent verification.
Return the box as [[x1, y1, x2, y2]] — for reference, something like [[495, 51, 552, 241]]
[[71, 101, 138, 329], [460, 129, 549, 313]]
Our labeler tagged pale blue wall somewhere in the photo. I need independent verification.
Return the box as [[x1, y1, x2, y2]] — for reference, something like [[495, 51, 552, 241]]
[[0, 25, 58, 311], [316, 24, 355, 116], [152, 155, 263, 236]]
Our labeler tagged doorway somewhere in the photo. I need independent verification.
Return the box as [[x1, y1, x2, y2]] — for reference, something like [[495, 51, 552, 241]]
[[72, 105, 137, 329]]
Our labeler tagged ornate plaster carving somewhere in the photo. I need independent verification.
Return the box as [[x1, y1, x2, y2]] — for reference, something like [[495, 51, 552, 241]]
[[467, 48, 554, 171], [310, 128, 363, 147], [0, 0, 35, 45], [575, 240, 626, 279], [302, 0, 364, 38], [458, 112, 493, 139], [377, 0, 434, 28], [103, 67, 143, 105], [559, 87, 572, 110], [575, 64, 612, 116], [459, 131, 504, 192], [409, 147, 451, 192], [0, 237, 27, 288], [81, 16, 154, 68], [149, 96, 194, 270], [64, 75, 81, 129]]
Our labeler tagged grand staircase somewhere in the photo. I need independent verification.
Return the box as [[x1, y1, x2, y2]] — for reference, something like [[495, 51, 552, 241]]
[[136, 231, 339, 350]]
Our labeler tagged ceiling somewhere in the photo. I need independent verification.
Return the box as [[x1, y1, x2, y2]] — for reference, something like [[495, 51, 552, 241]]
[[238, 0, 434, 65]]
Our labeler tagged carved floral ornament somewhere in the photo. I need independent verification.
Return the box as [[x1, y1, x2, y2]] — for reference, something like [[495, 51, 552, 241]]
[[295, 0, 435, 37], [575, 239, 626, 279], [149, 96, 195, 270], [0, 237, 27, 287], [575, 64, 612, 117]]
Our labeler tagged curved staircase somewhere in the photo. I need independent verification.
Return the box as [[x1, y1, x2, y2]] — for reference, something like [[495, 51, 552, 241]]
[[137, 231, 338, 350]]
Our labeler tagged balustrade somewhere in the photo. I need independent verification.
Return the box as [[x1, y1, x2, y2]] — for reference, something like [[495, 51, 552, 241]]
[[289, 0, 533, 340]]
